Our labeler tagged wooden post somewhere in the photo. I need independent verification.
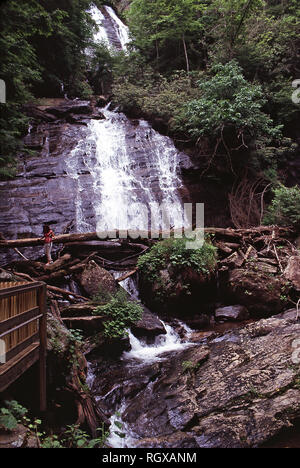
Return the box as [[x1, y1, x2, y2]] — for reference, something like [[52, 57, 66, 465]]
[[38, 283, 47, 412]]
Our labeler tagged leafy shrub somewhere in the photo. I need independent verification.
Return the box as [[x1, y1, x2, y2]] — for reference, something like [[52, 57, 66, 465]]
[[93, 289, 143, 339], [137, 237, 217, 284], [0, 400, 28, 431], [175, 60, 282, 143], [264, 185, 300, 228]]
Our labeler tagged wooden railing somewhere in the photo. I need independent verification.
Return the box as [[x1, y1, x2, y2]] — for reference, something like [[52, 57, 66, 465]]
[[0, 281, 47, 411]]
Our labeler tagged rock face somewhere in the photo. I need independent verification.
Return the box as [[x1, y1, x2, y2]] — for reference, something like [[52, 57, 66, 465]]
[[215, 305, 249, 322], [0, 98, 203, 267], [92, 310, 300, 448], [80, 260, 116, 298], [227, 268, 288, 315], [284, 256, 300, 291]]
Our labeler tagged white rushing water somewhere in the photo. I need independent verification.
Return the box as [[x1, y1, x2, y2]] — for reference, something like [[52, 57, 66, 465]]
[[123, 321, 193, 363], [70, 5, 190, 234], [107, 402, 140, 448], [88, 4, 109, 47], [104, 5, 130, 51], [67, 104, 187, 233], [88, 3, 130, 52]]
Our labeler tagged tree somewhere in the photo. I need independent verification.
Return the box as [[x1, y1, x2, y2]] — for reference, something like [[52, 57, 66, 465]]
[[175, 60, 282, 172], [264, 185, 300, 227], [128, 0, 207, 72]]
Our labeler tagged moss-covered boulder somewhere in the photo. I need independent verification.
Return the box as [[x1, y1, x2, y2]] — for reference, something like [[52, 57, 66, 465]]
[[79, 260, 116, 298], [137, 238, 217, 315]]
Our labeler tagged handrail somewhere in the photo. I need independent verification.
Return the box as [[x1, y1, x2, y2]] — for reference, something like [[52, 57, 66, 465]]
[[0, 281, 47, 411]]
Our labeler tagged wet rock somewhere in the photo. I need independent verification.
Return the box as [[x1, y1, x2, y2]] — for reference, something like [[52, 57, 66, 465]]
[[131, 308, 166, 341], [80, 260, 116, 298], [0, 425, 29, 448], [227, 268, 288, 315], [46, 102, 93, 117], [183, 314, 210, 330], [284, 256, 300, 291], [215, 305, 249, 322], [140, 265, 216, 316], [61, 303, 98, 318], [189, 331, 216, 342], [120, 310, 300, 448], [96, 96, 109, 107], [62, 316, 104, 335]]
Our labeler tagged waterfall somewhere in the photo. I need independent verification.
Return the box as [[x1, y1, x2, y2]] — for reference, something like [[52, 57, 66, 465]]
[[66, 104, 188, 233], [72, 5, 191, 235], [123, 322, 193, 363], [81, 7, 195, 448], [88, 3, 130, 52], [88, 4, 110, 47], [103, 6, 130, 51]]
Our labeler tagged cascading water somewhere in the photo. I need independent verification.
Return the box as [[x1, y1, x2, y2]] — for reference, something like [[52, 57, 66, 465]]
[[123, 322, 193, 363], [67, 4, 190, 234], [82, 5, 195, 448], [65, 104, 188, 233], [88, 3, 130, 52], [103, 5, 130, 50]]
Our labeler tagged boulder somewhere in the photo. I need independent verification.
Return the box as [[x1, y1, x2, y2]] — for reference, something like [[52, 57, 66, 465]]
[[183, 314, 211, 330], [215, 305, 249, 322], [284, 256, 300, 291], [227, 268, 288, 315], [131, 308, 166, 341], [47, 102, 93, 117], [0, 424, 36, 448], [80, 260, 116, 298], [139, 264, 216, 316], [62, 316, 104, 336]]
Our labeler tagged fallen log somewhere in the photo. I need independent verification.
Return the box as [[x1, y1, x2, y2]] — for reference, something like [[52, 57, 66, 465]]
[[0, 232, 103, 248], [116, 269, 138, 283], [44, 254, 72, 272], [46, 285, 89, 301], [0, 227, 240, 249]]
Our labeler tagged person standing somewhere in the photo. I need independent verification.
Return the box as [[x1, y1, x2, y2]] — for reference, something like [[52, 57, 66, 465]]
[[42, 224, 54, 265]]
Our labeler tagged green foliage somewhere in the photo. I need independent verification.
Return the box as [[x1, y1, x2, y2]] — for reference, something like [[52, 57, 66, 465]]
[[0, 400, 28, 431], [264, 185, 300, 228], [60, 423, 109, 448], [137, 237, 217, 284], [93, 289, 143, 339], [176, 60, 282, 143], [113, 65, 202, 126], [128, 0, 207, 71]]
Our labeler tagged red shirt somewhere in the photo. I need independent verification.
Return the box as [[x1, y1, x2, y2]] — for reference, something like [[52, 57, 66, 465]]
[[44, 230, 54, 244]]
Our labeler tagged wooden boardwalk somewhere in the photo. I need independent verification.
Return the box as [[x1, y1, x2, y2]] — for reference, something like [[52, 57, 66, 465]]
[[0, 281, 47, 411]]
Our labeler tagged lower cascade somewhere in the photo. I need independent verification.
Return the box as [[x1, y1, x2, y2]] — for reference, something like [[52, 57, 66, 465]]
[[87, 305, 194, 448]]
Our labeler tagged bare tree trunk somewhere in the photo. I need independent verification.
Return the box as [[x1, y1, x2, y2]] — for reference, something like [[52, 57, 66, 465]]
[[182, 35, 190, 74]]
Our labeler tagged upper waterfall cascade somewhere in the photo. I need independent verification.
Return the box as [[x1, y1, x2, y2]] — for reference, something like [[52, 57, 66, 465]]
[[88, 3, 130, 51], [66, 5, 192, 234]]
